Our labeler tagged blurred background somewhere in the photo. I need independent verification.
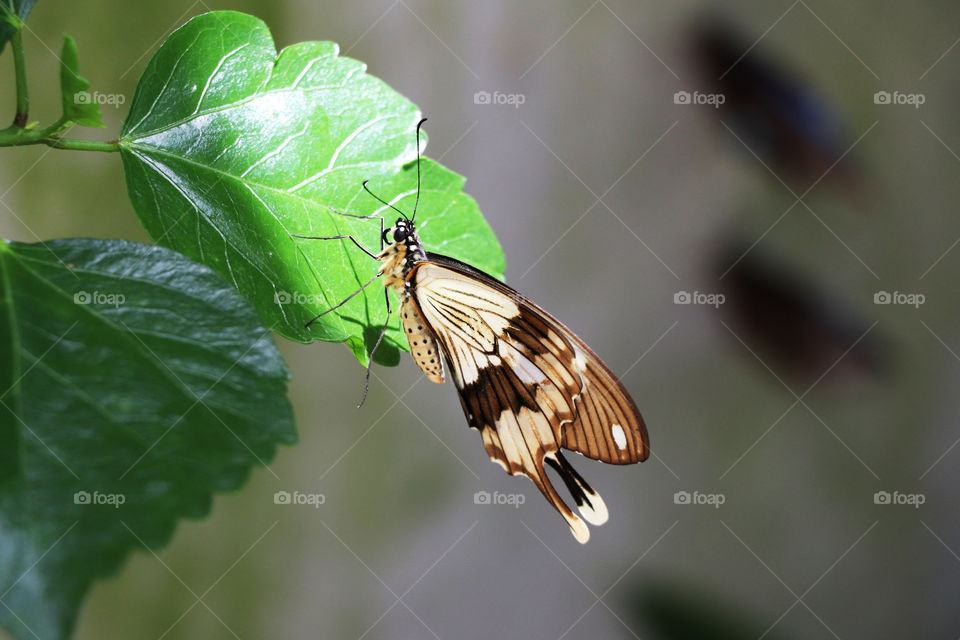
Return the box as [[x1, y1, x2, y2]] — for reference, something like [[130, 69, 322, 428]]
[[2, 0, 960, 638]]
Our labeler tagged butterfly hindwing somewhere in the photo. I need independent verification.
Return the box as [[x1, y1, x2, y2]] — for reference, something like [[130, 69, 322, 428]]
[[407, 255, 648, 542]]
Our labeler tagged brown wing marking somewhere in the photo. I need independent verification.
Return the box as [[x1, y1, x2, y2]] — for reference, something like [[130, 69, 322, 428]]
[[413, 263, 615, 541]]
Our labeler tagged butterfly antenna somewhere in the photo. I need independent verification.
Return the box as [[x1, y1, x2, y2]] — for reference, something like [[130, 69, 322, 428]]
[[411, 117, 427, 222], [363, 180, 409, 221]]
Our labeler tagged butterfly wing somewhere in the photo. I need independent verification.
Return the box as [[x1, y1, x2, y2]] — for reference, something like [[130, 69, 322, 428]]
[[408, 255, 648, 542]]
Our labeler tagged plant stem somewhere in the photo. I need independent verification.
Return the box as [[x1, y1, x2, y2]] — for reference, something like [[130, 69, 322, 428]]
[[2, 27, 117, 152], [11, 30, 28, 127], [47, 138, 120, 152], [0, 118, 120, 151]]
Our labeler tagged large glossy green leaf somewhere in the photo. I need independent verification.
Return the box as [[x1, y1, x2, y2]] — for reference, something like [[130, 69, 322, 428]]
[[0, 0, 36, 53], [0, 238, 295, 640], [118, 11, 505, 365]]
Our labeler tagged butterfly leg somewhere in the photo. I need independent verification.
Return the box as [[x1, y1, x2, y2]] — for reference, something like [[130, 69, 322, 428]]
[[303, 272, 382, 328], [356, 287, 393, 408], [294, 204, 386, 258], [292, 233, 379, 260]]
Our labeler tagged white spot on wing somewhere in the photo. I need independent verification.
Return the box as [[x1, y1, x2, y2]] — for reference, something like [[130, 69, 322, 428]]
[[573, 347, 587, 373], [611, 424, 627, 450]]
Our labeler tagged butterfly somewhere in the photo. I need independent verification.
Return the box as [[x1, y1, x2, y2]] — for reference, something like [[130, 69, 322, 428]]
[[298, 119, 649, 543]]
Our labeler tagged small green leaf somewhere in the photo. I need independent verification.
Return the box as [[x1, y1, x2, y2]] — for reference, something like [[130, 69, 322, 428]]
[[0, 0, 37, 53], [119, 11, 505, 365], [0, 238, 295, 640], [59, 34, 104, 128]]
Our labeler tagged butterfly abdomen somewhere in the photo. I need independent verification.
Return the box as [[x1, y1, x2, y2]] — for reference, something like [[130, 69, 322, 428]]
[[401, 296, 445, 384]]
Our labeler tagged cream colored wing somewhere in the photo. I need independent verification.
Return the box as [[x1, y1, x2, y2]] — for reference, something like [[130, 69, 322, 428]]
[[408, 257, 648, 542]]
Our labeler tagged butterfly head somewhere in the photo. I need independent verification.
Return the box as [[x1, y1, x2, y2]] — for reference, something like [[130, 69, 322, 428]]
[[384, 217, 416, 244], [382, 217, 426, 273]]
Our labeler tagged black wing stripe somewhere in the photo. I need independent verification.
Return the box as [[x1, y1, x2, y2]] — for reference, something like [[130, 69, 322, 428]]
[[506, 314, 579, 394], [433, 300, 491, 352]]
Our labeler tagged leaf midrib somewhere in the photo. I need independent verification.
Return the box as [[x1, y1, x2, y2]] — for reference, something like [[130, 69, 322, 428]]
[[122, 80, 360, 141]]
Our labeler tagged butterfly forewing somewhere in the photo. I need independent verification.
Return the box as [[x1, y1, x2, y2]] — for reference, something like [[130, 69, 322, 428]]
[[407, 255, 648, 542]]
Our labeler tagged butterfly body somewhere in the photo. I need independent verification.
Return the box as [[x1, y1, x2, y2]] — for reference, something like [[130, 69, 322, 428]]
[[374, 216, 649, 543]]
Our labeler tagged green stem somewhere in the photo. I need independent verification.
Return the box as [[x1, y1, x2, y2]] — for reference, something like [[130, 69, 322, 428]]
[[47, 138, 120, 152], [11, 30, 28, 127], [2, 28, 117, 152], [0, 118, 120, 151]]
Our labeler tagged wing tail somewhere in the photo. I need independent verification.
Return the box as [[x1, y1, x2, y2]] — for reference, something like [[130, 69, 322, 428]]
[[480, 421, 591, 544], [527, 455, 591, 544], [545, 452, 609, 526]]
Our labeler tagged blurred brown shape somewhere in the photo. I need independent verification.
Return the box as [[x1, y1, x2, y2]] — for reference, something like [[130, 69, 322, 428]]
[[713, 236, 883, 387], [687, 15, 861, 196]]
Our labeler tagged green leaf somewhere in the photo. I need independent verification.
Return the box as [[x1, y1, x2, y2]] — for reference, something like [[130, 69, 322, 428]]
[[119, 11, 505, 365], [0, 0, 36, 53], [59, 34, 105, 128], [0, 239, 17, 483], [0, 238, 295, 640]]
